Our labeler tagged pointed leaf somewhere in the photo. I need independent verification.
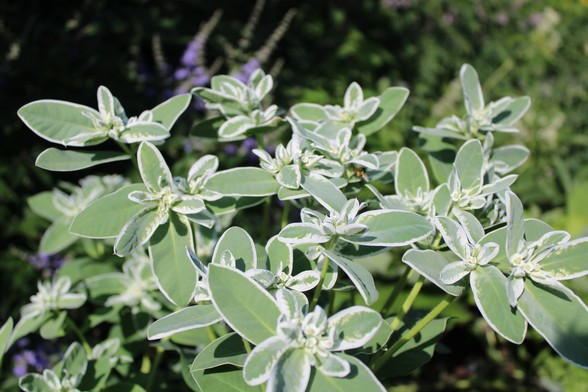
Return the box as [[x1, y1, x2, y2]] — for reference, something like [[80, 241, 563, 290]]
[[290, 103, 328, 123], [244, 337, 291, 385], [148, 305, 221, 340], [455, 140, 483, 190], [278, 223, 330, 245], [300, 172, 347, 212], [208, 264, 280, 345], [308, 354, 385, 392], [329, 306, 382, 350], [40, 216, 77, 254], [206, 168, 279, 197], [540, 238, 588, 280], [268, 349, 311, 392], [471, 266, 527, 343], [402, 250, 465, 296], [138, 142, 172, 192], [18, 100, 103, 147], [114, 208, 160, 256], [212, 227, 257, 270], [505, 191, 525, 259], [192, 332, 249, 372], [323, 251, 378, 305], [460, 64, 484, 113], [70, 184, 146, 238], [349, 210, 433, 247], [118, 122, 169, 143], [0, 318, 13, 357], [356, 87, 409, 136], [149, 213, 197, 306], [518, 280, 588, 368], [395, 148, 429, 196], [28, 192, 62, 221], [35, 148, 130, 172], [492, 96, 531, 126], [151, 94, 191, 130]]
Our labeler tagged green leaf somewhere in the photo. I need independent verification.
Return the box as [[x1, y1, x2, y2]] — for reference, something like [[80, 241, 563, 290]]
[[212, 227, 258, 270], [18, 100, 104, 147], [39, 311, 67, 339], [191, 365, 262, 392], [307, 354, 385, 392], [518, 280, 588, 368], [300, 172, 347, 212], [328, 306, 382, 350], [151, 94, 191, 130], [349, 210, 433, 247], [206, 168, 279, 197], [471, 266, 527, 344], [401, 250, 465, 296], [243, 337, 291, 385], [395, 148, 429, 196], [208, 264, 280, 345], [114, 207, 160, 256], [278, 223, 330, 245], [323, 251, 378, 305], [490, 145, 529, 174], [148, 305, 221, 340], [540, 238, 588, 280], [207, 196, 265, 215], [70, 184, 146, 238], [19, 374, 52, 392], [270, 349, 311, 392], [290, 103, 328, 123], [455, 140, 483, 190], [492, 96, 531, 126], [117, 122, 169, 143], [9, 315, 48, 348], [35, 148, 129, 172], [460, 64, 484, 114], [356, 87, 409, 136], [62, 341, 88, 379], [0, 318, 13, 358], [191, 333, 249, 371], [265, 236, 292, 272], [40, 216, 77, 254], [78, 357, 114, 392], [138, 142, 172, 192], [219, 116, 255, 139], [505, 191, 525, 259], [149, 213, 197, 306], [28, 191, 62, 221], [379, 317, 448, 378]]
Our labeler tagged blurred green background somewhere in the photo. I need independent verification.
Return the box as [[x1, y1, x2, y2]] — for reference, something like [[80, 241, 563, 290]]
[[1, 0, 587, 390]]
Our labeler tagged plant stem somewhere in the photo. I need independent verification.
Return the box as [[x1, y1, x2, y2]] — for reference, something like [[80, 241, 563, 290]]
[[310, 258, 330, 310], [206, 326, 217, 342], [371, 295, 456, 373], [281, 201, 291, 228], [116, 141, 139, 171], [380, 267, 412, 317], [388, 275, 424, 332], [146, 346, 165, 392], [242, 338, 252, 354], [65, 317, 92, 355]]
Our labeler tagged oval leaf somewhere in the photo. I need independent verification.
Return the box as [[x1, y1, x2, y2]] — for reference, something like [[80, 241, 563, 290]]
[[35, 148, 129, 172]]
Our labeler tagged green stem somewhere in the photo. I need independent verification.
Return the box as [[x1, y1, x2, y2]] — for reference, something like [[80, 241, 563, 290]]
[[260, 197, 271, 241], [310, 258, 330, 310], [146, 346, 165, 392], [281, 201, 291, 228], [116, 141, 139, 171], [256, 134, 265, 150], [388, 275, 424, 332], [65, 317, 92, 355], [206, 326, 217, 342], [380, 267, 412, 317], [242, 338, 252, 354], [372, 295, 456, 373]]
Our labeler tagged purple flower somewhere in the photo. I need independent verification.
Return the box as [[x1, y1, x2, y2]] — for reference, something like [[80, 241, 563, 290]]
[[224, 144, 239, 156], [174, 68, 190, 81], [234, 59, 261, 83]]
